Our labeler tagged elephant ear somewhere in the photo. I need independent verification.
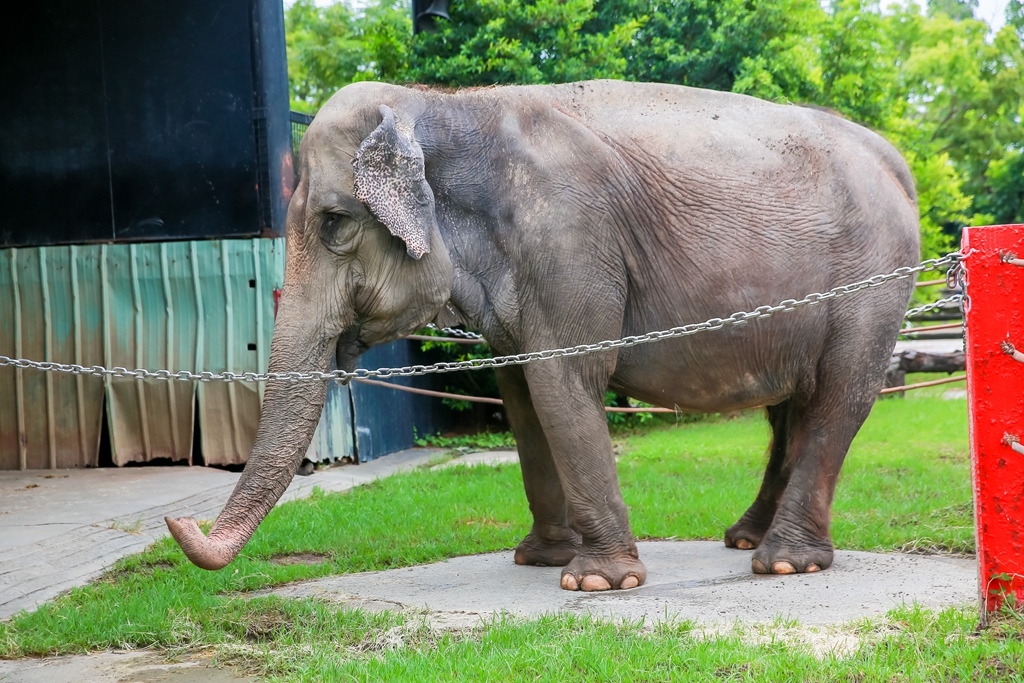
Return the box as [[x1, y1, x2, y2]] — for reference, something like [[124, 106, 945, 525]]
[[352, 104, 437, 260]]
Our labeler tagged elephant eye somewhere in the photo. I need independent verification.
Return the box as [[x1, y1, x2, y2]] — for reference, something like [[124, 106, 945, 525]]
[[319, 212, 357, 254], [323, 212, 345, 230]]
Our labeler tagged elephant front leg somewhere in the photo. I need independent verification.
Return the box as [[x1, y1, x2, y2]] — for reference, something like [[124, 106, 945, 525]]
[[495, 366, 580, 566], [524, 361, 646, 591]]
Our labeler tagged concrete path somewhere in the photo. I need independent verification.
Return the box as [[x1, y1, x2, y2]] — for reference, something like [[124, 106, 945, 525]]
[[0, 448, 445, 619], [263, 541, 977, 628]]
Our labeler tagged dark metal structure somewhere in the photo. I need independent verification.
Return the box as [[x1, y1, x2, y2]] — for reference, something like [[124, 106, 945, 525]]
[[0, 0, 293, 247]]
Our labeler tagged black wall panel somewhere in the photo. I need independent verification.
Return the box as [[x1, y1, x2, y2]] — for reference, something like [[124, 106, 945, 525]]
[[0, 4, 112, 244], [101, 1, 258, 242], [0, 0, 290, 247]]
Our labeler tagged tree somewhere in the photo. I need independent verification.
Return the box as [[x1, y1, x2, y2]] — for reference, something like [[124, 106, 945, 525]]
[[586, 0, 824, 102], [351, 1, 414, 84], [927, 0, 978, 20], [285, 0, 412, 112], [882, 4, 1024, 240], [285, 0, 364, 112], [818, 0, 903, 131], [408, 0, 641, 86]]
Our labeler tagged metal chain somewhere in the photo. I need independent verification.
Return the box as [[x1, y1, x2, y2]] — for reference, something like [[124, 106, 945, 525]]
[[424, 324, 486, 341], [0, 253, 963, 383], [904, 294, 963, 320]]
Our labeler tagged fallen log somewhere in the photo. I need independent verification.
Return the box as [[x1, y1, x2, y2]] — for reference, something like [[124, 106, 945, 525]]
[[884, 350, 965, 396], [889, 349, 965, 374]]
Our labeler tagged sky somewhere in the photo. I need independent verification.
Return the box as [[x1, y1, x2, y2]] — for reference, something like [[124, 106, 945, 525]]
[[975, 0, 1009, 29]]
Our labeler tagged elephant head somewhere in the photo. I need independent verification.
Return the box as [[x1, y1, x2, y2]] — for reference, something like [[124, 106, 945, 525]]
[[166, 92, 454, 569]]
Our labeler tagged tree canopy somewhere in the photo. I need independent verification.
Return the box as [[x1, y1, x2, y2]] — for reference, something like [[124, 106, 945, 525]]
[[285, 0, 1024, 256]]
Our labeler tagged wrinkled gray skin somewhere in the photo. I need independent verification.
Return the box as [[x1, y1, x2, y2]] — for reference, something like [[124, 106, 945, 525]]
[[167, 80, 920, 591]]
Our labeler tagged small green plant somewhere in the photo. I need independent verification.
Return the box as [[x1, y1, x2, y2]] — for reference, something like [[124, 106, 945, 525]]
[[108, 518, 143, 535], [415, 327, 498, 412], [414, 430, 516, 451], [604, 391, 657, 428]]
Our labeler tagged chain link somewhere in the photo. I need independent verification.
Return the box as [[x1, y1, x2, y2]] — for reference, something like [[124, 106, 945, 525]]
[[0, 253, 963, 383], [904, 294, 963, 320], [424, 324, 486, 341]]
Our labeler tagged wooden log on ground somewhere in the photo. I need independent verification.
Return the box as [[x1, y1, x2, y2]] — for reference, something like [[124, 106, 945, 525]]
[[890, 349, 965, 374], [884, 350, 965, 397]]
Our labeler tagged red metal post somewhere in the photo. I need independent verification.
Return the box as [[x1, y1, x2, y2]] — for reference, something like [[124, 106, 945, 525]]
[[963, 224, 1024, 621]]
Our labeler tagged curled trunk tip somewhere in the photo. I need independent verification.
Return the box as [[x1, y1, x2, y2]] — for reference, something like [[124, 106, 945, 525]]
[[165, 516, 237, 571]]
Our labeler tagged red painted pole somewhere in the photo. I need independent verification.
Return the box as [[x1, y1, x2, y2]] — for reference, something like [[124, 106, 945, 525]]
[[963, 224, 1024, 622]]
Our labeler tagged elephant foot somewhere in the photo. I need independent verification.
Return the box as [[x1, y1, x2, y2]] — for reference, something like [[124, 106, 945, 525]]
[[514, 530, 581, 567], [559, 553, 647, 591], [724, 517, 770, 550], [750, 530, 833, 575]]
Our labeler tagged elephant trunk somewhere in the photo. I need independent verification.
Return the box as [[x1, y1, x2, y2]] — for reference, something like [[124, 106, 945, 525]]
[[166, 323, 338, 570]]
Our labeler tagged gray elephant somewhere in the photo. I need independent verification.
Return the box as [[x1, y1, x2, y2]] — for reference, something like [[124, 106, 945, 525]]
[[167, 80, 919, 591]]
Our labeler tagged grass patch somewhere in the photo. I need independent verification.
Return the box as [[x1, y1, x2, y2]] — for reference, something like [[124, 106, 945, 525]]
[[620, 393, 971, 555], [1, 389, 983, 679], [247, 607, 1023, 683]]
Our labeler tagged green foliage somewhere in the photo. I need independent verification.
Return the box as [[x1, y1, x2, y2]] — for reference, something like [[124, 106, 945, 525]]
[[604, 391, 656, 428], [819, 0, 902, 131], [981, 149, 1024, 224], [587, 0, 825, 102], [415, 327, 498, 412], [414, 429, 516, 450], [285, 0, 411, 112], [882, 7, 1024, 245], [928, 0, 978, 21], [286, 0, 364, 112], [408, 0, 640, 86]]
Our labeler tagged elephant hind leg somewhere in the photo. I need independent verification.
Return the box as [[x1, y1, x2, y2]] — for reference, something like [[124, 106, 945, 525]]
[[750, 337, 889, 574], [725, 400, 792, 550], [495, 366, 581, 567]]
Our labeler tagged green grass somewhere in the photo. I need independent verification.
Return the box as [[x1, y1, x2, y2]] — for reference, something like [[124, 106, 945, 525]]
[[619, 392, 972, 555], [254, 608, 1023, 683], [1, 389, 998, 680]]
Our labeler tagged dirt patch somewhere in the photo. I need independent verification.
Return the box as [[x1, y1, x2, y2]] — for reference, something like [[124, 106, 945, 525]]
[[268, 552, 330, 566], [239, 607, 293, 643], [458, 517, 512, 529], [95, 560, 175, 585]]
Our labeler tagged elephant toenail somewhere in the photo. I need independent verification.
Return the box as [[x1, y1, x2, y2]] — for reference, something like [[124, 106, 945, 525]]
[[771, 561, 797, 574], [561, 573, 579, 591], [581, 575, 612, 591], [806, 563, 821, 572], [751, 558, 768, 574], [620, 575, 640, 589], [735, 539, 754, 550]]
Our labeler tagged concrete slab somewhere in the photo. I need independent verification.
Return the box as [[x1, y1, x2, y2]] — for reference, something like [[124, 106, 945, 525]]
[[264, 541, 977, 627], [893, 339, 963, 355], [0, 651, 255, 683], [431, 450, 519, 469], [0, 449, 445, 620]]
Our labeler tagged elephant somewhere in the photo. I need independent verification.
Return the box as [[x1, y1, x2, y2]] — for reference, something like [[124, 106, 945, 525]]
[[166, 79, 920, 592]]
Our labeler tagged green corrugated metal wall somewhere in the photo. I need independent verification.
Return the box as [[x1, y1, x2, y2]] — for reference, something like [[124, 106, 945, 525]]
[[0, 238, 355, 469]]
